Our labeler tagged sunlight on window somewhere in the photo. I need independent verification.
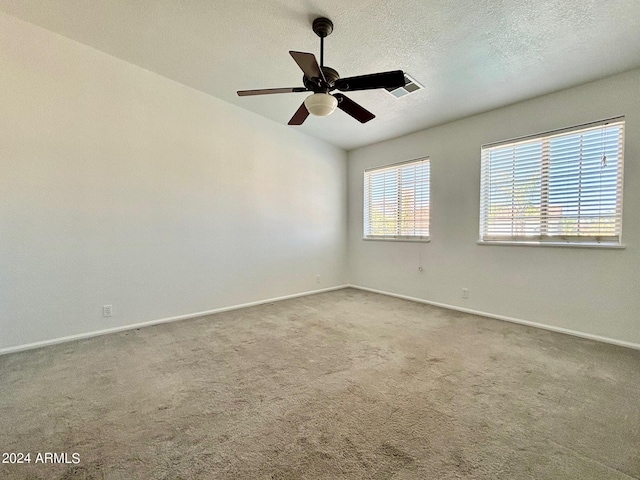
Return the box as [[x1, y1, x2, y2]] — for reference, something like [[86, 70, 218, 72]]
[[364, 158, 430, 240], [480, 118, 624, 245]]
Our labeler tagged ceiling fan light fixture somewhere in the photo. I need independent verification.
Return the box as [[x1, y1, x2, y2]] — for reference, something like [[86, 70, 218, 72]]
[[304, 93, 338, 117]]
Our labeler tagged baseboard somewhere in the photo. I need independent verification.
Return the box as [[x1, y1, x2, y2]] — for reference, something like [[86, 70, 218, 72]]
[[349, 284, 640, 351], [6, 284, 637, 355], [0, 285, 350, 356]]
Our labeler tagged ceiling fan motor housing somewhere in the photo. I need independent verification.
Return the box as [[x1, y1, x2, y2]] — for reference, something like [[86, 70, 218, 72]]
[[321, 67, 340, 84], [303, 66, 340, 92]]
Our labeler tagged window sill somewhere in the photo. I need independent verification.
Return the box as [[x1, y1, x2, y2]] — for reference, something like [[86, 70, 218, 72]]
[[477, 241, 625, 249], [363, 237, 430, 243]]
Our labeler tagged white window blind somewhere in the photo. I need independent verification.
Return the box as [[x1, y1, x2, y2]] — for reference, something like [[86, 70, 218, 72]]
[[480, 118, 624, 245], [364, 158, 430, 240]]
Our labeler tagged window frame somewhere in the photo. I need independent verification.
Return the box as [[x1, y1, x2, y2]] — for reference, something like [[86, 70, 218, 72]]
[[363, 157, 431, 242], [479, 117, 625, 248]]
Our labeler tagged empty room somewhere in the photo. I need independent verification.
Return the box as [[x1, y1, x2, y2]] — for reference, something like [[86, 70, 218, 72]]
[[1, 1, 640, 479]]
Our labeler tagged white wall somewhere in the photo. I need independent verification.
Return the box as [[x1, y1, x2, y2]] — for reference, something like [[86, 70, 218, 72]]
[[348, 68, 640, 345], [0, 13, 347, 351], [3, 12, 638, 353]]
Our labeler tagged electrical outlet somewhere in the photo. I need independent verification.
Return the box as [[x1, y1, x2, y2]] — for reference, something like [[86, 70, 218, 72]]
[[462, 288, 469, 299], [103, 305, 113, 317], [316, 275, 321, 284]]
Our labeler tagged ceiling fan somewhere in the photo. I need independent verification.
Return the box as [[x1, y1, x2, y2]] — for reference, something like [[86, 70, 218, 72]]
[[237, 17, 406, 125]]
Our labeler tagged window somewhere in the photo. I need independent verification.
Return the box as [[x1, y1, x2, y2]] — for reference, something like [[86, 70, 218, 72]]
[[364, 157, 430, 241], [480, 117, 624, 246]]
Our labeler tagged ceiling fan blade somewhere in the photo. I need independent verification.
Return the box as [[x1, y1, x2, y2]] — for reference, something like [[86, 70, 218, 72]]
[[288, 102, 310, 125], [237, 87, 308, 96], [289, 51, 326, 83], [334, 94, 375, 123], [335, 70, 405, 92]]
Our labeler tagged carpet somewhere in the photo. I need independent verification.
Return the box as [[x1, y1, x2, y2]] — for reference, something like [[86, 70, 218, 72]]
[[1, 288, 639, 479]]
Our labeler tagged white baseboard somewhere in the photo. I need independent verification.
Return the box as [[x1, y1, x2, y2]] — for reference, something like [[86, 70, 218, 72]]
[[0, 285, 349, 356], [349, 284, 640, 351], [5, 284, 638, 355]]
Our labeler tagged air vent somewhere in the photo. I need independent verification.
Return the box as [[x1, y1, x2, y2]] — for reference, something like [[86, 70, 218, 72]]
[[386, 73, 423, 98]]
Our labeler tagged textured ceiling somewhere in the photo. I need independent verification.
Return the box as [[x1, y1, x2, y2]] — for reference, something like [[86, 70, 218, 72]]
[[2, 0, 640, 150]]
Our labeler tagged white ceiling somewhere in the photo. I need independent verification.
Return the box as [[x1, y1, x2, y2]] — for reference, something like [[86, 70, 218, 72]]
[[2, 0, 640, 150]]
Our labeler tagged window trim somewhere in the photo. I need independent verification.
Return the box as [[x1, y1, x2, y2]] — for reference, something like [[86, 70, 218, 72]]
[[476, 240, 625, 249], [363, 157, 431, 242], [479, 117, 625, 247], [482, 117, 624, 150]]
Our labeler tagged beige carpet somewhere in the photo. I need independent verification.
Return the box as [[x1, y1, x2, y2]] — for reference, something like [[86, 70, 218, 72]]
[[1, 288, 639, 479]]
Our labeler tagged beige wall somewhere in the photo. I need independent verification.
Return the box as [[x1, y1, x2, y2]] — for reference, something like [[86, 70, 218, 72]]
[[3, 10, 639, 352], [348, 68, 640, 345], [0, 13, 347, 351]]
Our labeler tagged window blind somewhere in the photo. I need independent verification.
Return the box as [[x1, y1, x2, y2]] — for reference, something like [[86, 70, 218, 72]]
[[364, 158, 430, 240], [480, 118, 624, 244]]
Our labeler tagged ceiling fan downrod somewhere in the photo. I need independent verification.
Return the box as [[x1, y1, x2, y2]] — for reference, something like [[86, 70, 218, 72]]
[[312, 17, 333, 69]]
